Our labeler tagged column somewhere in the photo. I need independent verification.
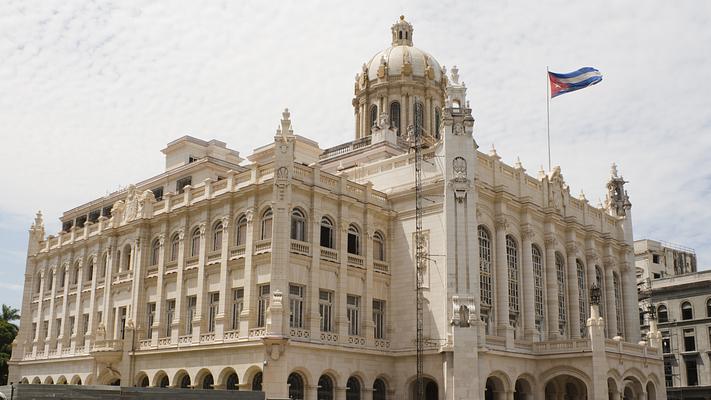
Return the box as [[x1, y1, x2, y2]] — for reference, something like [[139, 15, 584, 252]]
[[130, 234, 147, 338], [72, 259, 85, 343], [173, 226, 186, 342], [364, 189, 374, 344], [193, 222, 207, 342], [33, 269, 46, 355], [58, 263, 70, 352], [102, 239, 115, 339], [494, 216, 510, 337], [337, 192, 350, 341], [216, 215, 231, 340], [153, 232, 166, 344], [521, 228, 535, 340], [86, 253, 99, 349], [566, 242, 581, 339], [239, 204, 256, 337], [620, 260, 638, 341], [308, 189, 322, 336], [544, 234, 559, 339], [604, 260, 618, 338], [46, 265, 59, 353]]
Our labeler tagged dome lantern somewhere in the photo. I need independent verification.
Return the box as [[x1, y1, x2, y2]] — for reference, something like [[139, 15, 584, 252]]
[[391, 15, 414, 46]]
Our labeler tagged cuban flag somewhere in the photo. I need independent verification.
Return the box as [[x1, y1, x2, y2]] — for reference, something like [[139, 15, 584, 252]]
[[548, 67, 602, 98]]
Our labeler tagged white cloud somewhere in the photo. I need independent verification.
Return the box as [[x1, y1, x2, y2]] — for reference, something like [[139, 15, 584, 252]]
[[0, 0, 709, 284]]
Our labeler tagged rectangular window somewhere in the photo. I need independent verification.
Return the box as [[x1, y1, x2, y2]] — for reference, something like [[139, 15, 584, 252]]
[[165, 299, 175, 337], [662, 331, 671, 353], [97, 311, 103, 324], [186, 296, 197, 335], [652, 254, 660, 264], [208, 292, 219, 333], [686, 359, 698, 386], [82, 313, 89, 335], [75, 215, 87, 229], [88, 209, 100, 223], [69, 316, 76, 336], [683, 328, 696, 352], [151, 186, 164, 201], [664, 360, 673, 387], [319, 290, 333, 332], [42, 320, 49, 339], [347, 295, 361, 336], [231, 288, 244, 330], [289, 284, 304, 329], [373, 299, 385, 339], [257, 284, 270, 328], [118, 307, 127, 340], [55, 318, 62, 338], [176, 176, 192, 194], [146, 303, 156, 339], [32, 323, 37, 340]]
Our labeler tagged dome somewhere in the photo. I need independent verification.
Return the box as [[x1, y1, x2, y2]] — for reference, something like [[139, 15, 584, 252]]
[[363, 16, 443, 83]]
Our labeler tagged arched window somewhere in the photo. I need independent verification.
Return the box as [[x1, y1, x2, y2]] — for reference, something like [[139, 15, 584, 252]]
[[261, 209, 273, 240], [58, 268, 66, 289], [414, 102, 424, 136], [137, 375, 149, 388], [252, 372, 263, 391], [657, 304, 668, 323], [190, 228, 201, 257], [390, 102, 401, 135], [151, 239, 161, 266], [613, 273, 623, 336], [346, 377, 361, 400], [170, 234, 180, 262], [179, 374, 191, 389], [369, 105, 378, 132], [373, 378, 387, 400], [434, 108, 441, 139], [46, 271, 54, 291], [317, 375, 334, 400], [212, 221, 224, 252], [576, 259, 587, 337], [555, 253, 567, 336], [36, 272, 43, 293], [595, 266, 605, 318], [347, 224, 360, 255], [159, 374, 169, 388], [73, 262, 81, 285], [532, 245, 545, 333], [226, 373, 239, 390], [202, 373, 214, 390], [707, 298, 711, 318], [320, 217, 334, 248], [235, 215, 248, 246], [373, 231, 385, 261], [478, 226, 492, 307], [452, 100, 461, 109], [85, 259, 94, 282], [288, 373, 304, 400], [115, 250, 121, 273], [291, 209, 306, 242], [681, 302, 693, 320], [123, 245, 132, 271], [506, 235, 519, 314]]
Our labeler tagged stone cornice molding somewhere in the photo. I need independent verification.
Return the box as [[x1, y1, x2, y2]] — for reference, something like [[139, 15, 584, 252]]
[[565, 241, 579, 255], [521, 226, 535, 241], [585, 248, 599, 264], [494, 216, 508, 231], [603, 256, 616, 270]]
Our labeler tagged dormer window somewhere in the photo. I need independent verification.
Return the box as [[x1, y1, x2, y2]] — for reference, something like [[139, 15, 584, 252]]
[[188, 155, 200, 163]]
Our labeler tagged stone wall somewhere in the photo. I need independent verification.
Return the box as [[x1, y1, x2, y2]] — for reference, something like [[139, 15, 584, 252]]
[[0, 385, 264, 400]]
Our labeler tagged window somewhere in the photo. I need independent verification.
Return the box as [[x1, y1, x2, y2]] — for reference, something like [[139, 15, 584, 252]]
[[118, 306, 127, 340], [683, 328, 696, 352], [231, 288, 244, 330], [370, 105, 378, 132], [390, 102, 401, 135], [151, 186, 164, 201], [577, 260, 587, 337], [151, 239, 161, 266], [319, 290, 333, 332], [102, 206, 112, 219], [613, 273, 623, 336], [414, 101, 424, 136], [69, 316, 76, 336], [42, 320, 49, 339], [146, 303, 156, 339], [346, 377, 361, 400], [652, 254, 660, 264], [47, 271, 54, 291], [100, 253, 108, 278], [212, 222, 223, 252], [170, 234, 180, 262], [478, 226, 492, 307], [291, 209, 306, 241], [261, 209, 273, 240], [318, 375, 334, 400], [82, 313, 89, 335], [373, 379, 387, 400], [595, 266, 605, 319], [85, 259, 94, 282], [289, 284, 304, 328], [532, 245, 545, 331], [88, 209, 100, 223], [208, 292, 219, 333], [235, 215, 248, 246], [658, 304, 668, 323], [662, 331, 671, 353], [664, 361, 673, 387], [226, 373, 239, 391], [252, 372, 263, 391], [556, 253, 567, 336], [75, 215, 87, 229], [434, 109, 441, 139], [186, 296, 197, 335], [320, 217, 334, 248], [31, 323, 37, 340], [506, 235, 519, 313], [288, 373, 305, 400], [686, 359, 698, 386], [122, 244, 132, 271], [73, 262, 81, 285], [165, 299, 175, 337], [58, 268, 65, 289], [257, 284, 270, 328], [190, 228, 201, 257], [188, 155, 200, 163], [373, 299, 385, 339], [55, 318, 61, 338], [347, 295, 361, 336], [373, 231, 385, 261], [681, 302, 693, 320], [176, 176, 192, 194], [708, 299, 711, 317], [347, 224, 360, 255], [62, 220, 73, 232]]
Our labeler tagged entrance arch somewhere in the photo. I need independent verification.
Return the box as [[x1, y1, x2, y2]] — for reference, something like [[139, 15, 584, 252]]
[[514, 377, 533, 400], [317, 374, 335, 400], [543, 373, 588, 400], [288, 372, 305, 400], [485, 375, 509, 400], [409, 377, 438, 400]]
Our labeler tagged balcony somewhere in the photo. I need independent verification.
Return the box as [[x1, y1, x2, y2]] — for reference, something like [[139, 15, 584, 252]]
[[224, 330, 240, 341], [533, 339, 591, 354], [249, 328, 267, 338], [347, 254, 364, 268], [320, 332, 338, 344], [290, 240, 311, 256], [90, 339, 123, 363], [178, 335, 192, 345], [206, 251, 221, 264], [157, 337, 172, 347], [374, 260, 389, 273], [289, 327, 311, 340], [255, 239, 272, 254], [112, 271, 133, 284], [320, 248, 338, 263], [200, 333, 216, 343], [230, 245, 246, 259], [138, 339, 152, 350]]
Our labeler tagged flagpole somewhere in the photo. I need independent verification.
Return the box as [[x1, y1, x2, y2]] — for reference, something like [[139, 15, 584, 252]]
[[546, 66, 551, 172]]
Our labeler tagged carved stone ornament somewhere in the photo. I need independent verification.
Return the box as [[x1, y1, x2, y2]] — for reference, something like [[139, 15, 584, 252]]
[[453, 157, 467, 181], [453, 123, 465, 136], [544, 235, 558, 247], [221, 215, 230, 228], [522, 228, 535, 241], [124, 185, 138, 222], [158, 234, 165, 247], [245, 208, 254, 223], [178, 228, 185, 241], [451, 295, 476, 328], [566, 242, 579, 255], [495, 217, 508, 231]]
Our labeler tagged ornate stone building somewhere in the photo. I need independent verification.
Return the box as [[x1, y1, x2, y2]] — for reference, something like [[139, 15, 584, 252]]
[[10, 16, 665, 400]]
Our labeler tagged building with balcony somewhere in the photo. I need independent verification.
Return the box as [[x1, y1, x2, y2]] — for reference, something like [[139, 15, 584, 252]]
[[639, 269, 711, 400], [10, 16, 664, 400]]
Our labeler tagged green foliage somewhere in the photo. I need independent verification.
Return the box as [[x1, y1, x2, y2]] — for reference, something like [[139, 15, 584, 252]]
[[0, 304, 20, 385]]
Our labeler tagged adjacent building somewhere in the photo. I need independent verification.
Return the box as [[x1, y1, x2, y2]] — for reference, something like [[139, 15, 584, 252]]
[[635, 239, 697, 283], [10, 16, 665, 400]]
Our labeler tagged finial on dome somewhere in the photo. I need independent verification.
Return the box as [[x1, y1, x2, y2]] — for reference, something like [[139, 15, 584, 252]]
[[391, 15, 414, 46]]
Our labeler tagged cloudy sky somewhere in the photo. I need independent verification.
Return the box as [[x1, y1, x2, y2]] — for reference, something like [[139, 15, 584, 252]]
[[1, 0, 709, 309]]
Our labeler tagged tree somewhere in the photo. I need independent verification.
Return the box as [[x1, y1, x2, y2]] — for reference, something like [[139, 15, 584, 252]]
[[0, 304, 20, 385]]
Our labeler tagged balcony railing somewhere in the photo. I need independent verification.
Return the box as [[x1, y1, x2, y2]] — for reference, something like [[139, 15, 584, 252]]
[[178, 335, 192, 345], [290, 240, 311, 256], [374, 260, 389, 273], [200, 333, 216, 343], [224, 330, 239, 341], [347, 254, 364, 268], [138, 339, 152, 350], [255, 239, 272, 254], [230, 245, 246, 259], [532, 339, 590, 354], [249, 328, 267, 338], [320, 332, 338, 344], [374, 339, 391, 349], [158, 337, 172, 347], [320, 248, 338, 262], [289, 328, 311, 340], [346, 335, 366, 346]]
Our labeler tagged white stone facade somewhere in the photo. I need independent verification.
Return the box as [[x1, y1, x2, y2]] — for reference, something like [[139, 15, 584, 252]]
[[10, 16, 664, 400]]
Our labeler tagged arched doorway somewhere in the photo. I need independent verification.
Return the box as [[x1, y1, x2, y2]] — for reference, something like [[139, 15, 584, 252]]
[[514, 378, 533, 400], [410, 378, 438, 400], [623, 377, 644, 400], [226, 372, 239, 390], [543, 374, 587, 400], [288, 373, 305, 400], [108, 378, 121, 386], [179, 374, 191, 389], [373, 378, 387, 400], [317, 375, 334, 400], [202, 373, 214, 389], [485, 376, 507, 400], [646, 381, 656, 400], [346, 377, 361, 400], [137, 375, 149, 387], [155, 372, 169, 388], [252, 372, 263, 391]]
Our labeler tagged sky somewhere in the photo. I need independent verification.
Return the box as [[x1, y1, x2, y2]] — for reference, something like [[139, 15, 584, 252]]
[[1, 0, 710, 309]]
